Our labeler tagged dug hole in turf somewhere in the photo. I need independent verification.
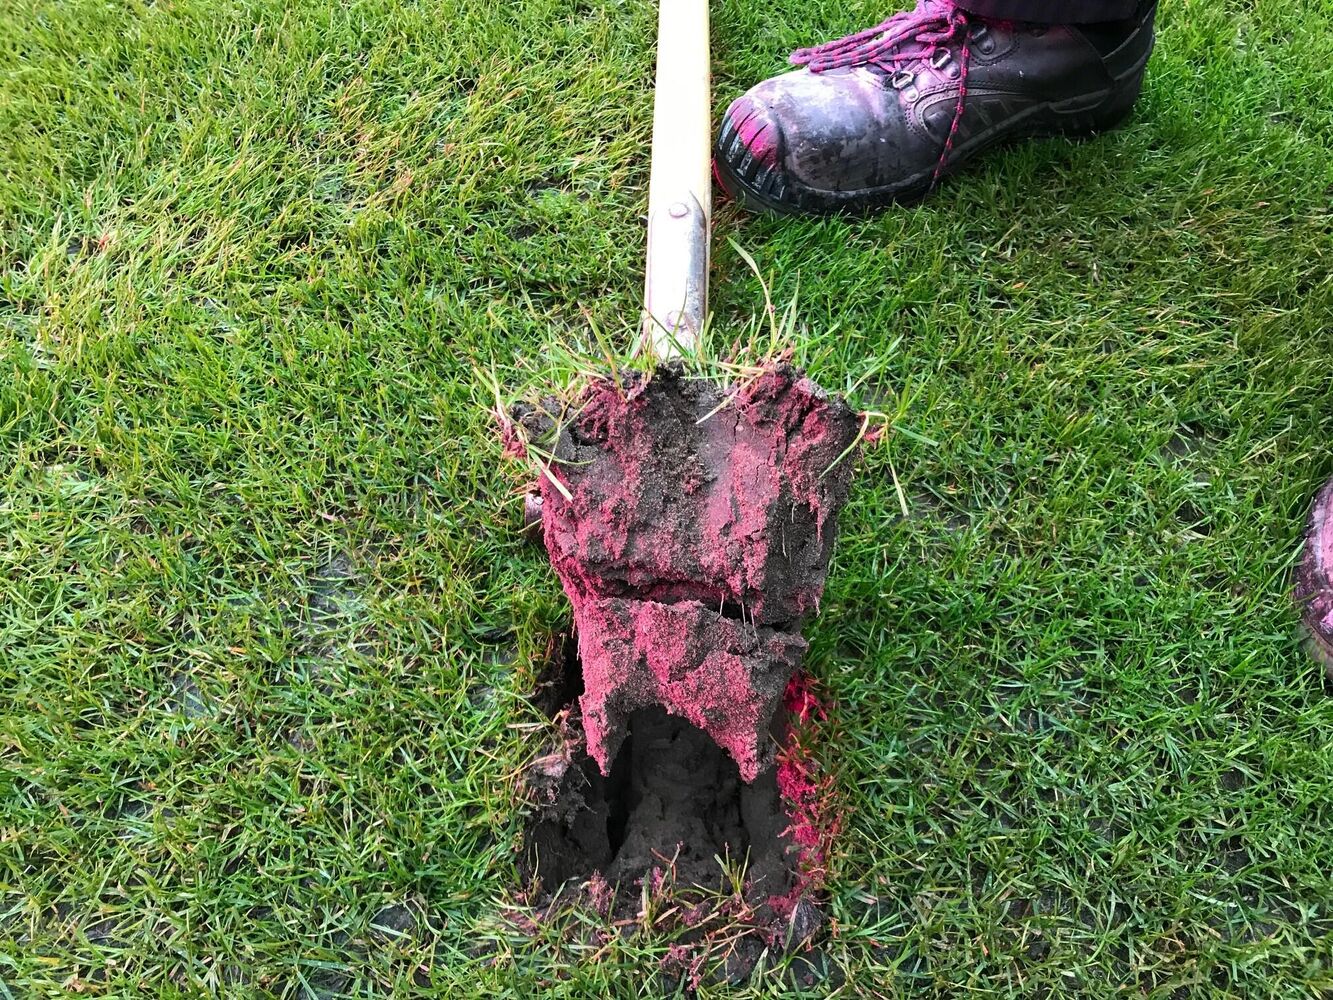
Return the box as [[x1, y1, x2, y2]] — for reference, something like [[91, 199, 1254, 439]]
[[510, 363, 859, 962]]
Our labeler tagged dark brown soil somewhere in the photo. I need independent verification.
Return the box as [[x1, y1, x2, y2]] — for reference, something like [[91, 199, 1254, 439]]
[[522, 704, 795, 902], [510, 363, 857, 984]]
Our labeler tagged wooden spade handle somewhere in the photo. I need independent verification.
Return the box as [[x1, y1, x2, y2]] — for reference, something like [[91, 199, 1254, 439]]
[[642, 0, 711, 359]]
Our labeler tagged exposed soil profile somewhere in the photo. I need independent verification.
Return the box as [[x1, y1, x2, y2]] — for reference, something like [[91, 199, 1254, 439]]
[[520, 638, 835, 984], [509, 363, 857, 983], [523, 699, 794, 903], [522, 635, 838, 895]]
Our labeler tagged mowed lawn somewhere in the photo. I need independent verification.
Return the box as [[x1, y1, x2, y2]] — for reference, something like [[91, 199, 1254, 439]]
[[3, 0, 1332, 995]]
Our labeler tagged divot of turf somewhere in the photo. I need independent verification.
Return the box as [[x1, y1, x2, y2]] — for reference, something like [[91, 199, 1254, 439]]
[[511, 362, 859, 782], [511, 359, 857, 981]]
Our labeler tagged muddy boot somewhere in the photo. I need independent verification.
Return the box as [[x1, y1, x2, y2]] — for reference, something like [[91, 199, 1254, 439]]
[[1296, 477, 1333, 670], [715, 0, 1157, 214]]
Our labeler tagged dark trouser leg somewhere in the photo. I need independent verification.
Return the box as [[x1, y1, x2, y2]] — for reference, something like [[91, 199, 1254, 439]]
[[953, 0, 1141, 22]]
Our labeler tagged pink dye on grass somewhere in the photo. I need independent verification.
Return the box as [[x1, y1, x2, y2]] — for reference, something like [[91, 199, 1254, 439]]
[[768, 673, 840, 918]]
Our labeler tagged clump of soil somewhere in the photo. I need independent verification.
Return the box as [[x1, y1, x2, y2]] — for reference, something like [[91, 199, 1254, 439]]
[[512, 363, 859, 782], [573, 597, 804, 784], [509, 362, 856, 981]]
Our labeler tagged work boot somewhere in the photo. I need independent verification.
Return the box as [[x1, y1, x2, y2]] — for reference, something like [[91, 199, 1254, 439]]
[[1296, 477, 1333, 671], [715, 0, 1157, 214]]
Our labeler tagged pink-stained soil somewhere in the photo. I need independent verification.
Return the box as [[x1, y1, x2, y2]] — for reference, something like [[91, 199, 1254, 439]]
[[513, 363, 860, 781], [575, 597, 804, 782], [1296, 476, 1333, 667], [776, 674, 838, 877], [512, 363, 857, 984], [533, 363, 857, 625]]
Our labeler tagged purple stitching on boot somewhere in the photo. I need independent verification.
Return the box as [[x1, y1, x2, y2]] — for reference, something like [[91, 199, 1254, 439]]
[[933, 32, 971, 185]]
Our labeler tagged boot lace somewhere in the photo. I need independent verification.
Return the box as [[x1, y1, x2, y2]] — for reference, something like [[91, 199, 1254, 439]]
[[790, 0, 974, 184]]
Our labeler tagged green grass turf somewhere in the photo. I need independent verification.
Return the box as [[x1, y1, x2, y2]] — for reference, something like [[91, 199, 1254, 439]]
[[3, 0, 1332, 994]]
